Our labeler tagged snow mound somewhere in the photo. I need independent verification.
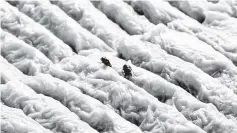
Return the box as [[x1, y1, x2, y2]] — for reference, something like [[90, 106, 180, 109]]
[[21, 74, 143, 133], [141, 24, 237, 93], [51, 0, 128, 50], [0, 1, 74, 63], [117, 37, 237, 120], [128, 0, 191, 25], [92, 0, 155, 35], [0, 30, 52, 75], [1, 81, 98, 133], [54, 54, 206, 133], [78, 49, 237, 133], [10, 0, 114, 52], [1, 103, 53, 133]]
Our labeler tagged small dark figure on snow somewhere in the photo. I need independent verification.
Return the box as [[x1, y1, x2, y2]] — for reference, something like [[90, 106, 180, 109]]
[[123, 64, 132, 79], [101, 57, 112, 67]]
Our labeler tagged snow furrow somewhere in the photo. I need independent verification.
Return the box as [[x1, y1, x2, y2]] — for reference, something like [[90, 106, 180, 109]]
[[116, 37, 237, 120], [202, 11, 237, 44], [91, 0, 155, 35], [168, 18, 237, 66], [0, 30, 52, 75], [20, 74, 143, 133], [0, 1, 74, 63], [0, 40, 143, 133], [0, 56, 25, 84], [9, 0, 114, 52], [0, 81, 98, 133], [126, 0, 191, 25], [77, 49, 237, 133], [52, 54, 206, 133], [141, 24, 237, 93], [50, 0, 128, 50], [1, 103, 52, 133], [169, 0, 237, 22]]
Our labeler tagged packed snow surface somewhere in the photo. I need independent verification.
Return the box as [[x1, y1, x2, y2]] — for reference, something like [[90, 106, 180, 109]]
[[1, 0, 237, 132]]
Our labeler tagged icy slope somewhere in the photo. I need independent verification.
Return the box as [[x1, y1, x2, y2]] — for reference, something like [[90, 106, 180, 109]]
[[168, 18, 237, 65], [1, 103, 52, 133], [78, 49, 237, 132], [127, 0, 191, 25], [141, 24, 237, 93], [1, 81, 98, 133], [53, 55, 206, 133], [117, 38, 237, 119], [0, 30, 52, 75], [0, 1, 74, 63], [91, 0, 155, 35], [51, 0, 128, 50], [10, 0, 113, 52], [169, 0, 237, 22]]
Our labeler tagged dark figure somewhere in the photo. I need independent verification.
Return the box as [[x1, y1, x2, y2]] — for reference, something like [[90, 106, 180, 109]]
[[123, 64, 132, 79], [101, 57, 112, 67]]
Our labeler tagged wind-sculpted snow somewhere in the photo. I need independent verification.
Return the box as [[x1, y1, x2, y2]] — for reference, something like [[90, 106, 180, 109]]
[[169, 0, 237, 23], [20, 74, 143, 133], [168, 18, 237, 66], [117, 38, 237, 120], [0, 1, 74, 63], [78, 49, 237, 133], [0, 30, 52, 75], [1, 103, 52, 133], [141, 24, 237, 93], [0, 56, 25, 84], [10, 0, 113, 53], [0, 81, 98, 133], [51, 0, 128, 50], [91, 0, 155, 35], [203, 11, 237, 41], [51, 55, 206, 133], [127, 0, 191, 25]]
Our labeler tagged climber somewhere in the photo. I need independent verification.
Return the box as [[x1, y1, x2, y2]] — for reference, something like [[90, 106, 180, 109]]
[[101, 57, 112, 67], [123, 64, 132, 79]]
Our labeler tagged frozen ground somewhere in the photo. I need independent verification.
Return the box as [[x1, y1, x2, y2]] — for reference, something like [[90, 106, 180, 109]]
[[1, 0, 237, 132]]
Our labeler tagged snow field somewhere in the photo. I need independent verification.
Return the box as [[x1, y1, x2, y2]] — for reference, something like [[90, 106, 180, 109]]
[[78, 49, 237, 133], [53, 55, 206, 133], [141, 24, 237, 93], [0, 81, 98, 133], [10, 0, 114, 53], [51, 0, 128, 50], [1, 103, 53, 133], [0, 30, 52, 75], [127, 0, 191, 25], [116, 38, 237, 120], [1, 0, 237, 132], [168, 18, 237, 66], [0, 1, 74, 63], [91, 0, 155, 35]]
